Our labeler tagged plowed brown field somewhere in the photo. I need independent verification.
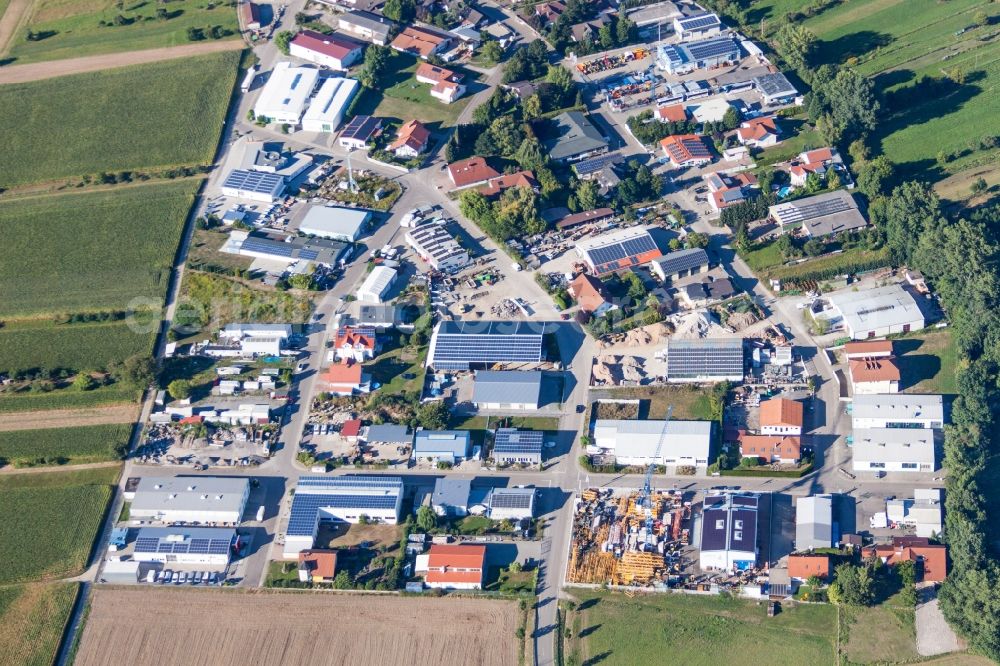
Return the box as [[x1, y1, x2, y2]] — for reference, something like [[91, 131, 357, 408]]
[[76, 588, 519, 666]]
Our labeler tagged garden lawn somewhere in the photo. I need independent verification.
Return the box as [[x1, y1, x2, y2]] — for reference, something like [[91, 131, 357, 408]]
[[0, 181, 196, 317], [568, 590, 837, 666], [0, 423, 132, 467], [0, 49, 240, 187], [592, 385, 717, 421], [765, 246, 890, 282], [0, 465, 119, 583], [8, 0, 239, 63], [843, 599, 918, 664], [0, 583, 79, 666], [0, 319, 156, 374], [896, 328, 959, 395], [742, 240, 784, 273]]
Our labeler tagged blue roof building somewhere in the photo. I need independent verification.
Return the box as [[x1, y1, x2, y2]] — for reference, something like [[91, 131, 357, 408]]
[[413, 430, 472, 464]]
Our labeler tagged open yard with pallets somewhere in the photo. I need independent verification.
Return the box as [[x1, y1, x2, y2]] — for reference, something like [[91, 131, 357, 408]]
[[0, 583, 79, 666], [0, 181, 196, 316], [5, 0, 239, 63], [0, 49, 240, 188], [565, 590, 837, 666], [0, 465, 119, 584], [75, 588, 520, 666], [0, 422, 132, 467]]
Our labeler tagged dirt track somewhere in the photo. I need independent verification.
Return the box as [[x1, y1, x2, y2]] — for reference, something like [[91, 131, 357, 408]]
[[0, 404, 138, 431], [76, 588, 520, 666], [0, 39, 244, 84], [0, 0, 32, 57]]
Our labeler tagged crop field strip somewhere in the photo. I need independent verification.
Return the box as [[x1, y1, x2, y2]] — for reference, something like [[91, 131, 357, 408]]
[[0, 385, 141, 413], [7, 0, 239, 64], [0, 583, 79, 666], [0, 319, 156, 374], [76, 588, 520, 666], [0, 180, 196, 317], [0, 48, 241, 188], [0, 422, 132, 467], [0, 465, 119, 583]]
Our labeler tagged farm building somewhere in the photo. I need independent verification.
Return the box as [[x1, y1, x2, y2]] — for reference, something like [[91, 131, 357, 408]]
[[413, 430, 472, 464], [660, 337, 744, 383], [284, 476, 404, 556], [427, 320, 546, 370], [298, 549, 338, 583], [299, 206, 371, 242], [672, 12, 722, 41], [133, 527, 238, 567], [656, 37, 740, 74], [357, 265, 397, 303], [826, 284, 925, 340], [241, 1, 262, 30], [590, 419, 712, 468], [738, 434, 801, 465], [363, 424, 413, 447], [760, 398, 803, 436], [849, 357, 900, 394], [431, 477, 473, 516], [337, 10, 393, 45], [253, 62, 320, 126], [488, 487, 536, 520], [338, 114, 382, 150], [130, 477, 250, 525], [568, 273, 615, 315], [769, 190, 866, 238], [659, 134, 714, 168], [405, 221, 470, 273], [886, 489, 943, 538], [543, 111, 610, 163], [851, 428, 936, 473], [649, 248, 709, 283], [389, 120, 431, 157], [492, 428, 543, 466], [795, 495, 834, 551], [472, 370, 543, 410], [221, 169, 285, 203], [575, 227, 662, 276], [416, 544, 486, 589], [752, 72, 798, 105], [290, 30, 364, 71], [699, 493, 759, 571], [447, 157, 500, 189], [302, 77, 359, 133], [554, 207, 615, 230], [788, 554, 831, 581]]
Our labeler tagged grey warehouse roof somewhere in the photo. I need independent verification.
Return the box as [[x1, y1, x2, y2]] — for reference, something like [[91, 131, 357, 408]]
[[131, 477, 249, 515], [852, 428, 936, 465], [413, 430, 471, 457], [796, 495, 833, 550], [850, 394, 944, 423], [473, 370, 543, 406], [287, 476, 403, 536], [364, 424, 412, 444], [489, 487, 535, 510], [665, 337, 744, 380], [432, 477, 472, 508], [769, 190, 866, 237], [544, 111, 609, 161]]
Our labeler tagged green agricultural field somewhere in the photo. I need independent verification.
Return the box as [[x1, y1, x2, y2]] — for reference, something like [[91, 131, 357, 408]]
[[566, 591, 837, 666], [7, 0, 239, 63], [0, 465, 119, 584], [0, 319, 156, 374], [0, 423, 132, 467], [0, 49, 240, 188], [0, 384, 140, 412], [0, 181, 196, 317], [0, 583, 79, 666]]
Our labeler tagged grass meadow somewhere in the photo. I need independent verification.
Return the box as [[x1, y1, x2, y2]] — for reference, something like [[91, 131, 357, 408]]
[[0, 49, 240, 188], [0, 465, 119, 584], [0, 423, 132, 467], [0, 319, 156, 374], [0, 181, 196, 317], [7, 0, 239, 63], [0, 583, 79, 666]]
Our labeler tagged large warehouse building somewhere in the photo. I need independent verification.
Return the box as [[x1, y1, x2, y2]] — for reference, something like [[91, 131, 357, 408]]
[[851, 428, 936, 473], [657, 37, 740, 74], [826, 284, 925, 340], [405, 221, 470, 273], [699, 493, 759, 571], [284, 476, 404, 556], [298, 206, 371, 242], [492, 428, 543, 465], [357, 265, 397, 303], [575, 227, 663, 276], [472, 370, 543, 410], [661, 338, 744, 383], [850, 394, 944, 430], [253, 62, 320, 126], [302, 77, 359, 133], [130, 477, 250, 525], [427, 320, 546, 370], [133, 527, 238, 567], [795, 495, 835, 551], [591, 419, 712, 468]]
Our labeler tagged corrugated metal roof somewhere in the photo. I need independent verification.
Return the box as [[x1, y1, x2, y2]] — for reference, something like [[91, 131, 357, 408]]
[[472, 371, 542, 406]]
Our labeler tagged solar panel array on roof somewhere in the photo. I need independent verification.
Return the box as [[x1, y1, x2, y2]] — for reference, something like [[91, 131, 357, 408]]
[[134, 534, 233, 555], [680, 137, 712, 158], [773, 195, 853, 224], [677, 13, 719, 30], [574, 152, 620, 176], [223, 169, 285, 194], [686, 38, 739, 61], [493, 429, 543, 455], [753, 72, 797, 98], [430, 321, 545, 369], [655, 248, 709, 276], [341, 114, 380, 141], [242, 236, 293, 257], [584, 231, 659, 275], [666, 338, 744, 380], [489, 489, 534, 509]]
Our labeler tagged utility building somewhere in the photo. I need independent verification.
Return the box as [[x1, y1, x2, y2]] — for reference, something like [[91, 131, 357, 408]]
[[699, 493, 759, 571], [130, 477, 250, 525], [472, 371, 543, 410]]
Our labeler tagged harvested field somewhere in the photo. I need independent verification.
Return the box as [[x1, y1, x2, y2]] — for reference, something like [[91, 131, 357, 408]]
[[0, 404, 138, 431], [76, 588, 520, 666]]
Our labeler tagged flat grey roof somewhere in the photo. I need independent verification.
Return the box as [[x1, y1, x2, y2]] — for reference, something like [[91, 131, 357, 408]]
[[432, 477, 472, 508], [473, 370, 543, 406], [364, 424, 412, 444], [544, 111, 609, 161], [131, 477, 248, 515]]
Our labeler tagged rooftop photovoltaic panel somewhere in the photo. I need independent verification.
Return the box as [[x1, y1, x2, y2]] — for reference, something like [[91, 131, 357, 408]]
[[680, 139, 712, 157], [298, 475, 403, 490], [341, 114, 380, 141], [223, 169, 285, 194], [574, 152, 621, 176], [686, 38, 739, 62], [241, 237, 294, 257], [430, 321, 545, 369], [677, 13, 719, 30], [489, 490, 534, 509], [666, 338, 744, 379], [753, 72, 797, 97], [287, 493, 399, 535], [773, 196, 853, 224], [655, 248, 708, 275], [134, 534, 233, 555], [493, 429, 543, 454]]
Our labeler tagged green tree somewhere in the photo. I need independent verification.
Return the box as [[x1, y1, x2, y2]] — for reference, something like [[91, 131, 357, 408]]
[[829, 561, 875, 606], [803, 239, 825, 256], [856, 155, 895, 199], [721, 105, 741, 131], [545, 64, 574, 92], [971, 177, 988, 195], [382, 0, 415, 22], [598, 22, 614, 49], [489, 116, 525, 157], [416, 504, 437, 531], [685, 232, 709, 249], [515, 136, 546, 170], [73, 372, 97, 391], [459, 189, 495, 225], [575, 179, 600, 211], [522, 93, 543, 119], [774, 24, 817, 71], [615, 16, 635, 45], [167, 379, 192, 400], [332, 571, 352, 589], [416, 400, 450, 430], [481, 39, 503, 65], [776, 233, 795, 259], [359, 45, 390, 89], [274, 30, 293, 55], [974, 10, 988, 27], [113, 354, 157, 389], [848, 139, 870, 165]]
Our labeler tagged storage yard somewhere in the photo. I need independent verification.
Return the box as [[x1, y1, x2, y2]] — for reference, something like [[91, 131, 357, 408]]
[[568, 488, 692, 586], [75, 588, 521, 666]]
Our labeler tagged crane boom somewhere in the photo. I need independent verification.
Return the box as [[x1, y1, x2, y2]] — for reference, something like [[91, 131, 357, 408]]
[[639, 405, 673, 538]]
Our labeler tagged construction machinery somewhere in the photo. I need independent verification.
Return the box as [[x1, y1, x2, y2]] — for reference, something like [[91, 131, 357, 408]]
[[637, 405, 673, 544]]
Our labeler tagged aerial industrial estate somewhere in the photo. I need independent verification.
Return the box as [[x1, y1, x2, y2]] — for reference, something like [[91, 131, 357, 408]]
[[2, 0, 1000, 664]]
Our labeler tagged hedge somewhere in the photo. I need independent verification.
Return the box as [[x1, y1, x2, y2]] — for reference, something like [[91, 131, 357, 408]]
[[720, 463, 813, 478], [767, 248, 891, 283]]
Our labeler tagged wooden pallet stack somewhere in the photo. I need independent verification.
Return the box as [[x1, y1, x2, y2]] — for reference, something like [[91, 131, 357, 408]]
[[616, 551, 664, 585]]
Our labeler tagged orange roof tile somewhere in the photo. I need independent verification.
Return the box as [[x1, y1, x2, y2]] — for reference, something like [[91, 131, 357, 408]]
[[299, 549, 337, 579], [844, 340, 893, 357], [341, 419, 362, 437], [425, 544, 486, 584], [389, 120, 431, 153], [788, 554, 830, 580], [335, 327, 375, 350], [759, 398, 804, 428], [448, 157, 500, 188], [849, 357, 900, 383], [568, 273, 611, 313], [801, 147, 835, 164], [738, 434, 801, 460], [655, 104, 687, 123], [391, 26, 449, 57], [478, 170, 538, 197], [321, 362, 362, 385]]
